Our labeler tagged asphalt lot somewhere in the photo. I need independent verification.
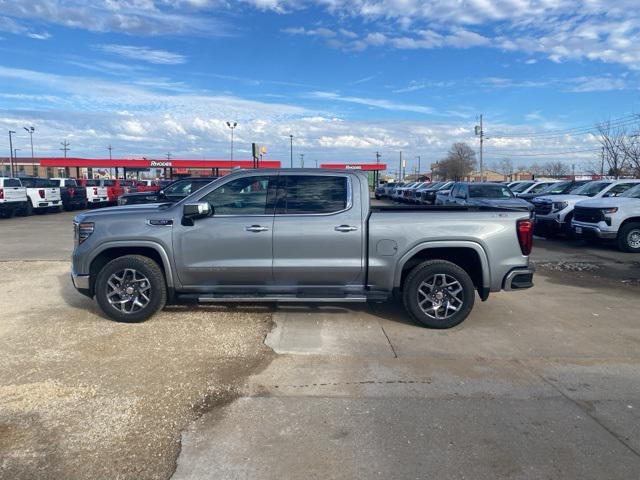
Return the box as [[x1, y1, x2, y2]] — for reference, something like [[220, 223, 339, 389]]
[[1, 210, 640, 479]]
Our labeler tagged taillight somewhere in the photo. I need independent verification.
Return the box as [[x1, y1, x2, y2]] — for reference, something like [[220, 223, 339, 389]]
[[0, 188, 3, 199], [517, 219, 533, 256], [38, 189, 45, 199], [93, 187, 98, 195], [68, 187, 75, 197]]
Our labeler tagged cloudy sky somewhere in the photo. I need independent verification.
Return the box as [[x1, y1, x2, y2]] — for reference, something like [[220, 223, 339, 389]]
[[1, 0, 639, 173]]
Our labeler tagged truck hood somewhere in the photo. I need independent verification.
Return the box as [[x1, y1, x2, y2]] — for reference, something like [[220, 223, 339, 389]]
[[74, 203, 171, 222], [576, 197, 640, 208], [470, 198, 532, 209], [535, 194, 587, 204]]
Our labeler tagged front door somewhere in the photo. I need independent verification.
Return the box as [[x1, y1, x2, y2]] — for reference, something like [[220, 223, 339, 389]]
[[272, 173, 364, 287], [173, 175, 277, 288]]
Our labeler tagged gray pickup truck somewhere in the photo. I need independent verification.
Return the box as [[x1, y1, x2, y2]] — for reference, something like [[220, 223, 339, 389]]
[[71, 169, 534, 328]]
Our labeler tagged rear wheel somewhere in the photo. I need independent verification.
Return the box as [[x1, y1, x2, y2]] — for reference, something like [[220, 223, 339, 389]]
[[95, 255, 167, 323], [402, 260, 475, 329], [25, 199, 34, 216], [618, 222, 640, 253]]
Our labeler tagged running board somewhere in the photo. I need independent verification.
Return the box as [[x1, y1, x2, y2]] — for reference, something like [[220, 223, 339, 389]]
[[196, 295, 368, 303]]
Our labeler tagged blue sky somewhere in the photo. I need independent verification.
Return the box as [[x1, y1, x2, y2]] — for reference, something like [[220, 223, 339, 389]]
[[1, 0, 639, 173]]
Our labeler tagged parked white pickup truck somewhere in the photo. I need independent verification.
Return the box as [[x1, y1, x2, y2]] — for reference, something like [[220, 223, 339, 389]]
[[82, 179, 109, 205], [21, 177, 62, 214], [572, 184, 640, 252], [0, 177, 28, 218]]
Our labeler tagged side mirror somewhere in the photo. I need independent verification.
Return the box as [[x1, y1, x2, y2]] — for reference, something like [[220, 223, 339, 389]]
[[183, 202, 212, 221]]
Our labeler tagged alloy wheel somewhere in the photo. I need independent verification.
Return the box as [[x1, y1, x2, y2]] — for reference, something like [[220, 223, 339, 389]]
[[417, 273, 464, 320], [106, 268, 152, 314]]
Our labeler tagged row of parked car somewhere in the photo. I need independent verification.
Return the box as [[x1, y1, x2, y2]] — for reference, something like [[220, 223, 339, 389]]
[[376, 178, 640, 253], [0, 176, 168, 217]]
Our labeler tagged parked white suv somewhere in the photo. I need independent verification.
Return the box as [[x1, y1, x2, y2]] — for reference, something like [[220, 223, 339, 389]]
[[0, 177, 28, 218], [21, 177, 62, 214], [572, 184, 640, 252], [532, 179, 640, 237]]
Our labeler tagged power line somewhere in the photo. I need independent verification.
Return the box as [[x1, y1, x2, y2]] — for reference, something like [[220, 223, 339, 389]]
[[490, 114, 639, 139], [485, 147, 600, 157]]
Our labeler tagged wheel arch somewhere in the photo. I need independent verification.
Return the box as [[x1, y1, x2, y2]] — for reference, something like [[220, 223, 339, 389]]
[[394, 241, 490, 299], [619, 217, 640, 231], [88, 242, 174, 297]]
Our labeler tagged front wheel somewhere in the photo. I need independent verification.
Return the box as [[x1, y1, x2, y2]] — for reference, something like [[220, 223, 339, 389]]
[[618, 222, 640, 253], [402, 260, 475, 329], [95, 255, 167, 323]]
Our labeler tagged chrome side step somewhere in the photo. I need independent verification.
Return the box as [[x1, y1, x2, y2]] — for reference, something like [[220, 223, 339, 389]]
[[197, 295, 367, 303]]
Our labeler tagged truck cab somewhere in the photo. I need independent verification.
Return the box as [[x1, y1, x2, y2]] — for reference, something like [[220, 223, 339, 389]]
[[0, 177, 28, 218]]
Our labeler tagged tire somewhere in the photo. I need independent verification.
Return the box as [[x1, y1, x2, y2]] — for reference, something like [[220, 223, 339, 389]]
[[402, 260, 475, 329], [563, 214, 575, 240], [617, 222, 640, 253], [95, 255, 167, 323], [25, 199, 33, 216]]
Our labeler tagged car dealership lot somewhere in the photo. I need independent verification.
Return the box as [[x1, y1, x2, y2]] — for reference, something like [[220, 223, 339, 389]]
[[1, 212, 640, 479]]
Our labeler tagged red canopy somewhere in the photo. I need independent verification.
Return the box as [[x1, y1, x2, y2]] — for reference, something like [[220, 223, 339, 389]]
[[39, 157, 281, 169], [320, 163, 387, 171]]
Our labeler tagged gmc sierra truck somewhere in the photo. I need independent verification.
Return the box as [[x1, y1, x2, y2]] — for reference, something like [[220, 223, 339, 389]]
[[71, 169, 535, 329]]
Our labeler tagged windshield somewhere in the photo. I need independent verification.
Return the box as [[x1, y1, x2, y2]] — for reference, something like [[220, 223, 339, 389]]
[[527, 182, 554, 194], [573, 181, 611, 196], [164, 180, 194, 195], [511, 181, 535, 193], [469, 184, 514, 198], [620, 184, 640, 198]]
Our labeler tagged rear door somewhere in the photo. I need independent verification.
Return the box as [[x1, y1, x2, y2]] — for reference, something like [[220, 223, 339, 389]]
[[272, 173, 364, 287], [173, 174, 277, 287]]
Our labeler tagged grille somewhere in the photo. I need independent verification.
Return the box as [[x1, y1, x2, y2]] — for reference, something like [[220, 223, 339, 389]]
[[534, 203, 552, 215], [574, 207, 604, 224]]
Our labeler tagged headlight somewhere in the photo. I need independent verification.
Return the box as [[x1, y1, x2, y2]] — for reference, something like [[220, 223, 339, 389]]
[[552, 201, 568, 211], [78, 222, 94, 244], [602, 207, 618, 214]]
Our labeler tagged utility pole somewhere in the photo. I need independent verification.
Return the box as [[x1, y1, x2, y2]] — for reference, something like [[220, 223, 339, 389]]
[[226, 121, 237, 161], [8, 130, 16, 177], [166, 152, 172, 161], [398, 151, 403, 181], [600, 146, 605, 178], [314, 159, 318, 168], [475, 114, 484, 181], [24, 126, 35, 175], [416, 155, 421, 175], [60, 140, 70, 158], [375, 151, 381, 186], [299, 153, 304, 168], [107, 145, 113, 161], [289, 134, 294, 168]]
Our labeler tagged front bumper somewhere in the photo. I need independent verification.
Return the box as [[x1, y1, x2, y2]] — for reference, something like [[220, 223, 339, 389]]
[[503, 268, 535, 291], [571, 221, 618, 240], [534, 216, 564, 233], [71, 271, 90, 290]]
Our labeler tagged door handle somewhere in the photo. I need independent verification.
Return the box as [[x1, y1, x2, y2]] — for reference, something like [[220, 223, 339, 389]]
[[334, 225, 358, 232], [245, 225, 269, 232]]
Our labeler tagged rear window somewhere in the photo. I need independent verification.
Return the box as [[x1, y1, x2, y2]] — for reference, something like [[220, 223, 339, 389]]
[[85, 180, 99, 186], [278, 175, 348, 214], [2, 178, 22, 187], [50, 179, 62, 187], [103, 180, 115, 186], [21, 178, 52, 188]]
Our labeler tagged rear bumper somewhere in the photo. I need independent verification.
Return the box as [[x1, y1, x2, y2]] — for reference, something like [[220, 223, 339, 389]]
[[0, 200, 26, 211], [571, 221, 618, 240], [503, 268, 535, 291]]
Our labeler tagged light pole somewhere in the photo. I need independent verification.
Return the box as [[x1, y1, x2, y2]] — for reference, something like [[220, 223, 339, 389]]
[[8, 130, 16, 177], [14, 149, 20, 173], [24, 126, 35, 175], [416, 155, 421, 176], [226, 121, 237, 161], [289, 134, 294, 168], [299, 153, 304, 168], [475, 114, 484, 181]]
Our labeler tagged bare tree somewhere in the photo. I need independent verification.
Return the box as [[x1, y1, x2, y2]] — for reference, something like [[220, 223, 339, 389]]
[[541, 161, 570, 177], [528, 162, 544, 177], [621, 127, 640, 177], [597, 120, 629, 178], [435, 143, 477, 180], [494, 158, 514, 180]]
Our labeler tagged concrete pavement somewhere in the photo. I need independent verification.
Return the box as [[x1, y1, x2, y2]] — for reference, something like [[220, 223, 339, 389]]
[[173, 274, 640, 479]]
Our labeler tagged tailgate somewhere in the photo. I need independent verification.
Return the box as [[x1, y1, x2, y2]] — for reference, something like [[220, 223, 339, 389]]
[[45, 188, 61, 201], [3, 187, 26, 202], [87, 186, 108, 199]]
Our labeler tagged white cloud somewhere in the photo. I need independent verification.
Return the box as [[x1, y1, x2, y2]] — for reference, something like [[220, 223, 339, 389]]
[[310, 91, 434, 114], [97, 44, 187, 64], [26, 32, 52, 40]]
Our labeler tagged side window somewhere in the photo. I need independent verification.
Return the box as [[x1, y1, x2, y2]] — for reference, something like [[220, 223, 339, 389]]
[[4, 179, 22, 187], [277, 175, 348, 214], [607, 183, 638, 197], [200, 176, 275, 215]]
